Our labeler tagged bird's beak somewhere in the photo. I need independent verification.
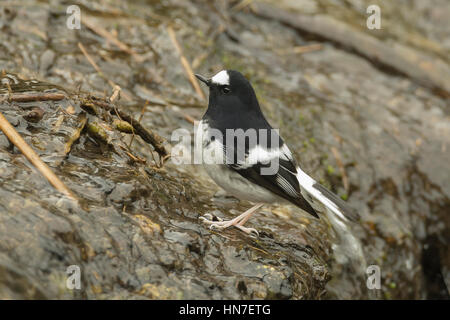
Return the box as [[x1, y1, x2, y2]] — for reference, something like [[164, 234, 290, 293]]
[[195, 74, 211, 87]]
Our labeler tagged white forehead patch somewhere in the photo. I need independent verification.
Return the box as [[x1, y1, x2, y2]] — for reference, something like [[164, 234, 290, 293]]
[[211, 70, 229, 85]]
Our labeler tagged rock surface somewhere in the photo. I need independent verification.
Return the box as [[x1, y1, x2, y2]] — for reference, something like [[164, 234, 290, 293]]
[[0, 0, 449, 299]]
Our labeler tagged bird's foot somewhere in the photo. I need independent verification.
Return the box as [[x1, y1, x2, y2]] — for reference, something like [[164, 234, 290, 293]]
[[234, 225, 259, 238], [199, 213, 259, 237]]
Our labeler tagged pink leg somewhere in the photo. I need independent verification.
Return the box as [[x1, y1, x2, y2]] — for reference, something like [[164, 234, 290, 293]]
[[200, 203, 264, 236]]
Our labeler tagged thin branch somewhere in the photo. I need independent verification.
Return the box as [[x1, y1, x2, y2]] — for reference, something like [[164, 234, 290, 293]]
[[82, 16, 145, 62], [1, 92, 66, 102], [231, 0, 253, 12], [167, 26, 206, 101], [129, 101, 148, 148], [181, 112, 196, 125], [64, 112, 87, 155], [109, 85, 121, 102], [78, 42, 132, 101], [0, 111, 77, 201], [276, 44, 322, 55], [84, 97, 168, 158]]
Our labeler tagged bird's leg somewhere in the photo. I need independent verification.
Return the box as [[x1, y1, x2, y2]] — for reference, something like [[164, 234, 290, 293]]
[[200, 203, 264, 236]]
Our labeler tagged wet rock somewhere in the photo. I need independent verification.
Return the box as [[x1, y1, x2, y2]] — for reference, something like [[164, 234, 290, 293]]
[[0, 74, 329, 299], [1, 0, 449, 300], [39, 49, 55, 76]]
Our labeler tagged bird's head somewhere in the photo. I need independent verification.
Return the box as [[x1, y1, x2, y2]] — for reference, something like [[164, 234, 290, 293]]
[[195, 70, 259, 113]]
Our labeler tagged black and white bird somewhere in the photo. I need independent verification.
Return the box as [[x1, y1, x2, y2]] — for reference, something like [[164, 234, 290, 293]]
[[195, 70, 358, 236]]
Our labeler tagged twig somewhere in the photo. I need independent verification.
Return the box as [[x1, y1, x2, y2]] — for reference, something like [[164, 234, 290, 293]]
[[125, 151, 146, 163], [0, 111, 77, 200], [118, 145, 147, 164], [4, 80, 12, 95], [190, 25, 226, 69], [78, 42, 104, 76], [330, 146, 349, 193], [78, 42, 132, 101], [231, 0, 253, 12], [0, 92, 66, 102], [64, 112, 87, 155], [82, 16, 144, 62], [191, 51, 210, 70], [181, 112, 196, 125], [84, 97, 168, 158], [52, 114, 65, 133], [109, 85, 121, 102], [129, 101, 148, 148], [167, 26, 206, 101], [17, 24, 46, 41], [276, 44, 322, 55]]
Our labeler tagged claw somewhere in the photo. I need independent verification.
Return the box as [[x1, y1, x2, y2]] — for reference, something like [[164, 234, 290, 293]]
[[199, 213, 223, 223], [200, 213, 213, 221], [248, 228, 259, 238], [209, 224, 224, 231], [199, 203, 264, 238], [235, 225, 259, 237]]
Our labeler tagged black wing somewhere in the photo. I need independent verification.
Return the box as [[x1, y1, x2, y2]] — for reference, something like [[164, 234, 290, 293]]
[[228, 147, 319, 219]]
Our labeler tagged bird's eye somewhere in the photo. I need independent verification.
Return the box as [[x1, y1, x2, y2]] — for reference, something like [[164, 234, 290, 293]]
[[221, 86, 230, 94]]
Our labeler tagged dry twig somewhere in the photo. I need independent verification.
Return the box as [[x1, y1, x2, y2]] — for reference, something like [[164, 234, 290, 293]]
[[167, 26, 206, 101], [83, 97, 168, 158], [82, 16, 144, 62], [78, 42, 132, 101], [231, 0, 254, 12], [1, 92, 65, 102], [109, 85, 121, 103], [277, 44, 322, 55], [129, 101, 148, 148], [0, 111, 77, 200], [181, 112, 196, 125], [64, 112, 87, 155]]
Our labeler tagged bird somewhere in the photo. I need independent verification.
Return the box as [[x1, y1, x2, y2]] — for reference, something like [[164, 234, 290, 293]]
[[194, 70, 359, 236]]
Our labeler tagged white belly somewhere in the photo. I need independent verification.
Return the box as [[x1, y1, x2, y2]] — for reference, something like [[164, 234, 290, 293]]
[[199, 119, 283, 204], [203, 163, 282, 203]]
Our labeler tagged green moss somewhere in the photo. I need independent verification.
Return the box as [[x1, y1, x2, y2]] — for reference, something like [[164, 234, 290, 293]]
[[326, 165, 335, 175], [87, 121, 111, 144], [113, 119, 134, 133], [195, 29, 205, 39]]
